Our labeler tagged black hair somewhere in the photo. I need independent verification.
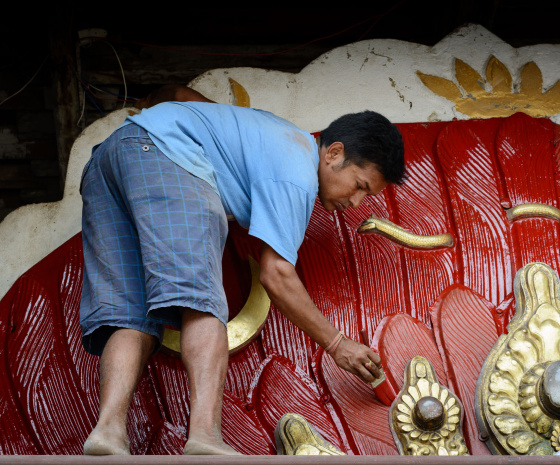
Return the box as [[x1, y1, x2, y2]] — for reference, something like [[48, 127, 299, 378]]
[[319, 110, 406, 185]]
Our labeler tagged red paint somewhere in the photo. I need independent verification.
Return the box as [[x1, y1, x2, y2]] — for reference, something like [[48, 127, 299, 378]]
[[1, 114, 560, 455]]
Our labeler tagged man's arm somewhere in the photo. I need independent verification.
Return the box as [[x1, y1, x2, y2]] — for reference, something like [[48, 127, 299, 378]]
[[259, 243, 382, 383], [134, 84, 215, 109]]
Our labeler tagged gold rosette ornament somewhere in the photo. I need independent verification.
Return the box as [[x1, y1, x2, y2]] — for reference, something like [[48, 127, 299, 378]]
[[390, 356, 469, 455], [476, 262, 560, 455]]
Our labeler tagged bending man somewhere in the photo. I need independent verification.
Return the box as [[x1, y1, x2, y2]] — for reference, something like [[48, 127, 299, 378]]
[[80, 85, 406, 455]]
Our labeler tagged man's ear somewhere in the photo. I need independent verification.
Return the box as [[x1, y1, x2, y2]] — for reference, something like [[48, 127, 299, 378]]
[[325, 141, 345, 164]]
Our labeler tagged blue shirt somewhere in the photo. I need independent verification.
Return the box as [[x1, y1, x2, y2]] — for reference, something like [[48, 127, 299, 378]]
[[126, 102, 319, 265]]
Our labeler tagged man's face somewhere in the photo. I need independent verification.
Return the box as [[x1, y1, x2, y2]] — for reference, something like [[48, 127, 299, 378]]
[[317, 142, 388, 212]]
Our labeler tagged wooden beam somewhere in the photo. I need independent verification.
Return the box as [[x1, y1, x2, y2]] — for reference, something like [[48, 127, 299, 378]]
[[48, 3, 80, 187]]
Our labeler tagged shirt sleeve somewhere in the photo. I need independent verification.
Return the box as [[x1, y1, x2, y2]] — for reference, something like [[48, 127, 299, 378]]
[[248, 178, 314, 266]]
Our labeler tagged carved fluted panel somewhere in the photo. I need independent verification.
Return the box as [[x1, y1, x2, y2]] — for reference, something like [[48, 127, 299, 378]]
[[317, 350, 398, 455], [2, 115, 560, 455], [496, 114, 560, 272], [436, 119, 513, 306], [431, 285, 498, 455], [388, 122, 457, 323]]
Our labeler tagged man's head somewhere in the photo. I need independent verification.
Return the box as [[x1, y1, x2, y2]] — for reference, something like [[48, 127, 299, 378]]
[[317, 110, 405, 212]]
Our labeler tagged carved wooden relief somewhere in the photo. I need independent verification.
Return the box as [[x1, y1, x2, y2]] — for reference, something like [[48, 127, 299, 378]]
[[390, 356, 468, 456], [476, 262, 560, 455], [1, 113, 559, 454]]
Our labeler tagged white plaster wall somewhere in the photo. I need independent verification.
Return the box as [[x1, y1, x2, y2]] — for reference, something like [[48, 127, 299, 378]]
[[2, 24, 560, 300]]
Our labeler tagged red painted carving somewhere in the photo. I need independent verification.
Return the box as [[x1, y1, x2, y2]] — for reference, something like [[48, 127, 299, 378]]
[[1, 112, 559, 455]]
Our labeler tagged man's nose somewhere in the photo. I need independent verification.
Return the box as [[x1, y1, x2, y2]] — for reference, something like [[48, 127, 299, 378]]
[[349, 191, 367, 208]]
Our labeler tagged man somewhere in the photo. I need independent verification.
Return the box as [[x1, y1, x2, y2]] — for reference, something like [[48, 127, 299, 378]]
[[80, 85, 405, 455]]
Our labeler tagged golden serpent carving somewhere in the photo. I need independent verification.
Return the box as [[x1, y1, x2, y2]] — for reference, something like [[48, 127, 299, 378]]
[[358, 215, 454, 249], [274, 413, 345, 455], [476, 262, 560, 455], [506, 204, 560, 222], [390, 356, 469, 456], [162, 256, 271, 355]]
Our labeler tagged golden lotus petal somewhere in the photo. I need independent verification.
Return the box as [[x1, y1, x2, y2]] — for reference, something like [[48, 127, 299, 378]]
[[409, 386, 420, 402], [410, 430, 421, 439], [495, 416, 527, 435], [488, 394, 519, 415], [534, 415, 553, 435], [415, 361, 428, 379], [520, 62, 543, 96], [448, 415, 460, 424], [496, 352, 524, 379], [521, 373, 540, 386], [455, 58, 485, 97], [524, 406, 543, 423], [417, 378, 431, 397], [398, 403, 411, 414], [490, 372, 517, 397], [519, 384, 536, 397], [506, 431, 540, 454], [544, 80, 560, 98], [509, 337, 538, 368], [401, 424, 414, 432], [229, 78, 251, 107], [486, 56, 512, 93], [477, 264, 560, 455], [416, 72, 462, 101], [440, 389, 449, 404], [420, 432, 431, 442], [432, 383, 440, 399], [402, 395, 415, 409], [398, 414, 412, 424], [448, 406, 460, 416]]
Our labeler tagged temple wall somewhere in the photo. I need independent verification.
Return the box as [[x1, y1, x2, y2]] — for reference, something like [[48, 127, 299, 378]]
[[1, 23, 560, 301]]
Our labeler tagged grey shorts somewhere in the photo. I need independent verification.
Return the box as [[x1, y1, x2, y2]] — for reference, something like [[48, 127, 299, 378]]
[[79, 123, 229, 356]]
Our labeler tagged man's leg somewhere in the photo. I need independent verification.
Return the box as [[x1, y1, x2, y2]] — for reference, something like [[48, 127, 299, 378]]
[[181, 309, 241, 455], [84, 328, 157, 455]]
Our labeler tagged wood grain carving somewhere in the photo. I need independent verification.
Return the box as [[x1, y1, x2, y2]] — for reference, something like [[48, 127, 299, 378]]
[[1, 114, 560, 455]]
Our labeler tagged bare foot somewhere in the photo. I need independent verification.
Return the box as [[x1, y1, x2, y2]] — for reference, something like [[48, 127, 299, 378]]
[[184, 437, 242, 455], [83, 426, 130, 455]]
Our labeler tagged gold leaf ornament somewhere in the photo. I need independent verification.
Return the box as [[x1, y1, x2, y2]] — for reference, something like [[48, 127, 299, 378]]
[[417, 57, 560, 118], [390, 356, 469, 455], [476, 262, 560, 455]]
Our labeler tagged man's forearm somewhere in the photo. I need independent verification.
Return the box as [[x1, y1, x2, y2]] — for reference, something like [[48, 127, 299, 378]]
[[259, 243, 382, 383], [259, 245, 339, 348]]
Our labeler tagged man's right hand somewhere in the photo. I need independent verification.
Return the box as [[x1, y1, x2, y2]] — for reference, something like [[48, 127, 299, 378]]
[[329, 337, 382, 384], [259, 243, 383, 385]]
